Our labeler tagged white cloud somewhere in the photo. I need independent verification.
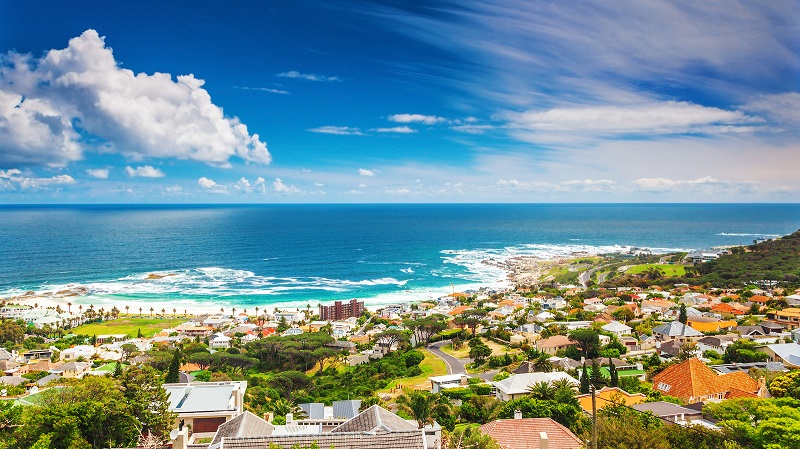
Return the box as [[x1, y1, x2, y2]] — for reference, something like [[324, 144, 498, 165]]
[[308, 126, 363, 135], [388, 113, 447, 125], [314, 182, 325, 187], [198, 177, 227, 193], [374, 126, 416, 133], [234, 86, 290, 95], [743, 92, 800, 129], [0, 30, 270, 167], [562, 179, 616, 192], [85, 168, 109, 179], [232, 176, 266, 194], [277, 71, 340, 82], [451, 124, 494, 134], [273, 178, 299, 194], [633, 176, 754, 194], [125, 165, 165, 178], [508, 101, 758, 136], [164, 185, 183, 195], [385, 188, 410, 194], [0, 168, 75, 190], [359, 168, 376, 177]]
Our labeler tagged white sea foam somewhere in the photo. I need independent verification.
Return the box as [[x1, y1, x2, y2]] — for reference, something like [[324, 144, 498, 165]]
[[716, 233, 781, 237]]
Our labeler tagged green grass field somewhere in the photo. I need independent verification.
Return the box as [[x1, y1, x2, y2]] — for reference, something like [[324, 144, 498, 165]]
[[70, 317, 186, 338], [381, 348, 447, 392], [626, 263, 687, 277]]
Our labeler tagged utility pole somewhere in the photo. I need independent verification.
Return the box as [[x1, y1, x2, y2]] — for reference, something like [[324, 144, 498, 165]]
[[591, 384, 598, 449]]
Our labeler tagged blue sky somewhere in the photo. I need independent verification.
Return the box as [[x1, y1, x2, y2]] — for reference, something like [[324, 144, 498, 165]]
[[0, 0, 798, 203]]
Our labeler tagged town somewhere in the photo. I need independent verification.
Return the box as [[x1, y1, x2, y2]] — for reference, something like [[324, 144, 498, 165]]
[[1, 231, 799, 449]]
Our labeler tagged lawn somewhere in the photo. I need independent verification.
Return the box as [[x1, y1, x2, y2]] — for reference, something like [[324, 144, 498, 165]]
[[381, 348, 447, 393], [626, 263, 687, 277], [441, 337, 518, 359], [95, 362, 125, 372], [70, 317, 186, 338]]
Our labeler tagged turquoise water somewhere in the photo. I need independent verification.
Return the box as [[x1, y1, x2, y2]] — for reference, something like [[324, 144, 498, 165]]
[[1, 204, 798, 310]]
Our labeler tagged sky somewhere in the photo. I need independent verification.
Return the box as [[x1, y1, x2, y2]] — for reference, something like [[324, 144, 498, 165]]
[[0, 0, 798, 203]]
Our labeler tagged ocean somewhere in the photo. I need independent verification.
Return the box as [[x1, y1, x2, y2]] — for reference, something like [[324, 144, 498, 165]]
[[1, 204, 799, 312]]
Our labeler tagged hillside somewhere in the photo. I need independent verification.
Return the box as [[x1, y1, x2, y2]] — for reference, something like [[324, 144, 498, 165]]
[[687, 229, 800, 287]]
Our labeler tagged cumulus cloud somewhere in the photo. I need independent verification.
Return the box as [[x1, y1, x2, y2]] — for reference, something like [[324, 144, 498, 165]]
[[374, 126, 416, 133], [0, 168, 76, 190], [85, 168, 109, 179], [308, 126, 363, 135], [125, 165, 165, 178], [388, 113, 447, 125], [508, 101, 759, 136], [633, 176, 754, 194], [277, 71, 340, 82], [273, 178, 299, 194], [234, 176, 267, 193], [0, 30, 270, 167], [198, 177, 227, 193], [359, 168, 375, 177]]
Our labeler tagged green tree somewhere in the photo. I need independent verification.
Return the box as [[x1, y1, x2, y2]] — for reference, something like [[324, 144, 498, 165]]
[[532, 352, 553, 372], [165, 349, 181, 384], [678, 304, 688, 324], [568, 328, 600, 359], [527, 381, 555, 400], [590, 358, 605, 388], [580, 362, 590, 394], [395, 391, 452, 429], [768, 371, 800, 399], [443, 426, 502, 449], [121, 366, 176, 440], [723, 339, 769, 364], [608, 358, 619, 387], [469, 340, 492, 365]]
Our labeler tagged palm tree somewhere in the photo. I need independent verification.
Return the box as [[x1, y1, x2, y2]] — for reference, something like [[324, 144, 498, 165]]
[[139, 307, 142, 316], [150, 307, 154, 318], [255, 307, 260, 324], [67, 302, 72, 314], [266, 398, 307, 420], [533, 353, 553, 372], [526, 381, 555, 400], [125, 305, 129, 316], [161, 308, 166, 317], [395, 391, 452, 429], [173, 308, 177, 318]]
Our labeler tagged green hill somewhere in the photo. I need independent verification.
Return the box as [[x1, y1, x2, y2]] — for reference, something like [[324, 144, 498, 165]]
[[686, 229, 800, 287]]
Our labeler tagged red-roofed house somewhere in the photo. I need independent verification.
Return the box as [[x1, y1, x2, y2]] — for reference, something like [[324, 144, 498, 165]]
[[448, 305, 471, 316], [479, 417, 583, 449], [651, 358, 760, 403], [710, 303, 747, 316]]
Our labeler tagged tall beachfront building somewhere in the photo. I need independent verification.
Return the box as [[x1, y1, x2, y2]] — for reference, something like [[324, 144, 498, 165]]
[[319, 299, 364, 321]]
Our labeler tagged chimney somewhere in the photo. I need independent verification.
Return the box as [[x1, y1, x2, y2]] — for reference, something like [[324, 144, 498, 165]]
[[514, 409, 522, 420], [539, 431, 548, 449], [757, 377, 767, 397], [265, 412, 274, 423], [286, 413, 293, 424]]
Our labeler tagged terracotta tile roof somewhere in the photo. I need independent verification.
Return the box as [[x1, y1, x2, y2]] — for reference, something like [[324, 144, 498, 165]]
[[448, 306, 471, 316], [537, 335, 575, 349], [479, 418, 583, 449], [749, 295, 770, 303], [576, 387, 647, 414], [651, 358, 758, 403]]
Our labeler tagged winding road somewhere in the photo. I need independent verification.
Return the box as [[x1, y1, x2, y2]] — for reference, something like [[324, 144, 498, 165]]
[[428, 340, 500, 381]]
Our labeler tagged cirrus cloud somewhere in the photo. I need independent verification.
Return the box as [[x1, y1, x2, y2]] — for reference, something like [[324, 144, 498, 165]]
[[388, 113, 447, 125], [308, 126, 363, 135]]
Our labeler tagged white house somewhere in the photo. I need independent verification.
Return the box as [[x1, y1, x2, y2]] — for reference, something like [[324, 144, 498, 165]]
[[60, 345, 96, 361], [209, 333, 232, 350], [429, 373, 470, 393], [601, 321, 633, 338], [492, 372, 579, 401]]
